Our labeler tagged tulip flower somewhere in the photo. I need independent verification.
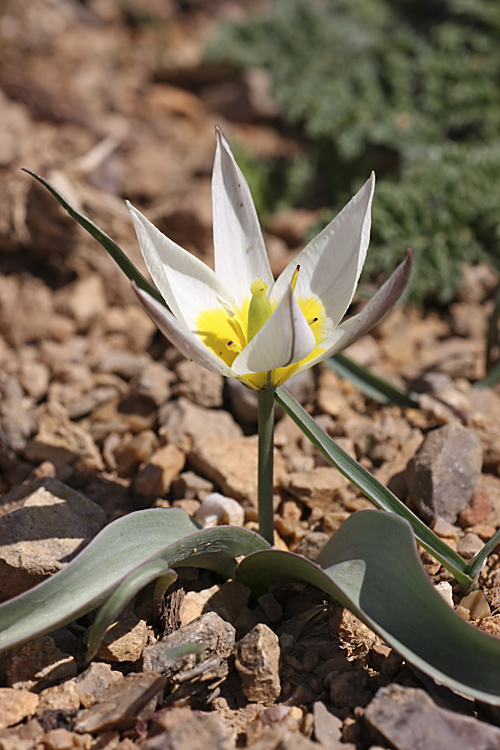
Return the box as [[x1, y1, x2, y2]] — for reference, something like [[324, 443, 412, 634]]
[[129, 128, 411, 392]]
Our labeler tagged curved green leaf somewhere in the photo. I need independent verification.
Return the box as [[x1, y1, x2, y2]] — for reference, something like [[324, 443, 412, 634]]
[[236, 509, 500, 705], [0, 508, 269, 653], [467, 527, 500, 581], [87, 561, 177, 661], [275, 385, 472, 588], [326, 354, 420, 408], [22, 170, 166, 308]]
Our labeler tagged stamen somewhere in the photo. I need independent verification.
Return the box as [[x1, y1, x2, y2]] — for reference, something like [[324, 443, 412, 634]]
[[217, 296, 236, 318], [308, 317, 319, 325], [226, 340, 242, 353], [290, 265, 300, 293]]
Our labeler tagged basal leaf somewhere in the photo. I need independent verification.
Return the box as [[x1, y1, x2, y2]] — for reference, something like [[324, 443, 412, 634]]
[[0, 508, 269, 653], [236, 510, 500, 705], [275, 385, 472, 589], [87, 560, 177, 661]]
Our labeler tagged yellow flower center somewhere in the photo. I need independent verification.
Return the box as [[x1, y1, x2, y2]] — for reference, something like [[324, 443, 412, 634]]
[[195, 274, 327, 389]]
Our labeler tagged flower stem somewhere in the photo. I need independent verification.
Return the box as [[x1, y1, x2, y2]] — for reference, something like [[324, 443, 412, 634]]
[[257, 387, 275, 545]]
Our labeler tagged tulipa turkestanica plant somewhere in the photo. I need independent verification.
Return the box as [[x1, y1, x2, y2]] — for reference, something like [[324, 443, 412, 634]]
[[3, 129, 500, 705], [129, 127, 411, 544]]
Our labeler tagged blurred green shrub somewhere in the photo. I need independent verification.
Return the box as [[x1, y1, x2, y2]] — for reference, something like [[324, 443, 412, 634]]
[[208, 0, 500, 303]]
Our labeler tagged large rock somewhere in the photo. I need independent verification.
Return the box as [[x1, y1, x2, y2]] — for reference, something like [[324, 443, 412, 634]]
[[159, 397, 242, 452], [406, 423, 482, 523], [365, 684, 500, 750], [0, 477, 107, 598]]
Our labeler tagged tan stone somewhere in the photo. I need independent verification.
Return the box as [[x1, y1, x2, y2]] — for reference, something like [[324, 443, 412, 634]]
[[133, 443, 186, 497], [24, 401, 103, 470], [37, 681, 80, 715], [95, 611, 149, 663], [283, 467, 351, 510], [235, 624, 281, 704], [173, 359, 224, 408], [159, 397, 243, 452], [0, 688, 39, 729], [189, 434, 286, 506]]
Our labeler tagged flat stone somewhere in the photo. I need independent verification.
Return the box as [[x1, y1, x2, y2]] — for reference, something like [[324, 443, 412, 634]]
[[365, 684, 500, 750], [283, 467, 351, 511], [0, 636, 76, 690], [406, 423, 483, 523], [159, 398, 242, 452], [0, 688, 39, 729], [0, 477, 107, 598], [74, 672, 166, 734], [24, 401, 103, 470], [188, 435, 285, 507], [173, 359, 224, 408], [235, 623, 281, 704]]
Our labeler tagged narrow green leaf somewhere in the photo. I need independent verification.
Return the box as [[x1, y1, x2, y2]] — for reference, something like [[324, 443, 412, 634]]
[[326, 353, 420, 408], [275, 386, 471, 588], [467, 527, 500, 581], [87, 561, 177, 661], [236, 510, 500, 705], [22, 170, 166, 307], [0, 509, 269, 653]]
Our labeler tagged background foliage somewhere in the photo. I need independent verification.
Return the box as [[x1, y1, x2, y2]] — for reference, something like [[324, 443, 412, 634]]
[[209, 0, 500, 303]]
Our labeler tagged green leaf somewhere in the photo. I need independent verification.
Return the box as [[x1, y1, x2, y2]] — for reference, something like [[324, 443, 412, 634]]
[[87, 560, 177, 661], [0, 508, 269, 653], [467, 527, 500, 582], [275, 386, 471, 588], [22, 170, 166, 308], [236, 510, 500, 705], [326, 353, 420, 408]]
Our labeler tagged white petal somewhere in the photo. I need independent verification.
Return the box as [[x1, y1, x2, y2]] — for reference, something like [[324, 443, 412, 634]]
[[133, 284, 234, 378], [128, 203, 237, 330], [212, 127, 274, 304], [270, 173, 375, 327], [293, 249, 413, 372], [231, 286, 315, 375]]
